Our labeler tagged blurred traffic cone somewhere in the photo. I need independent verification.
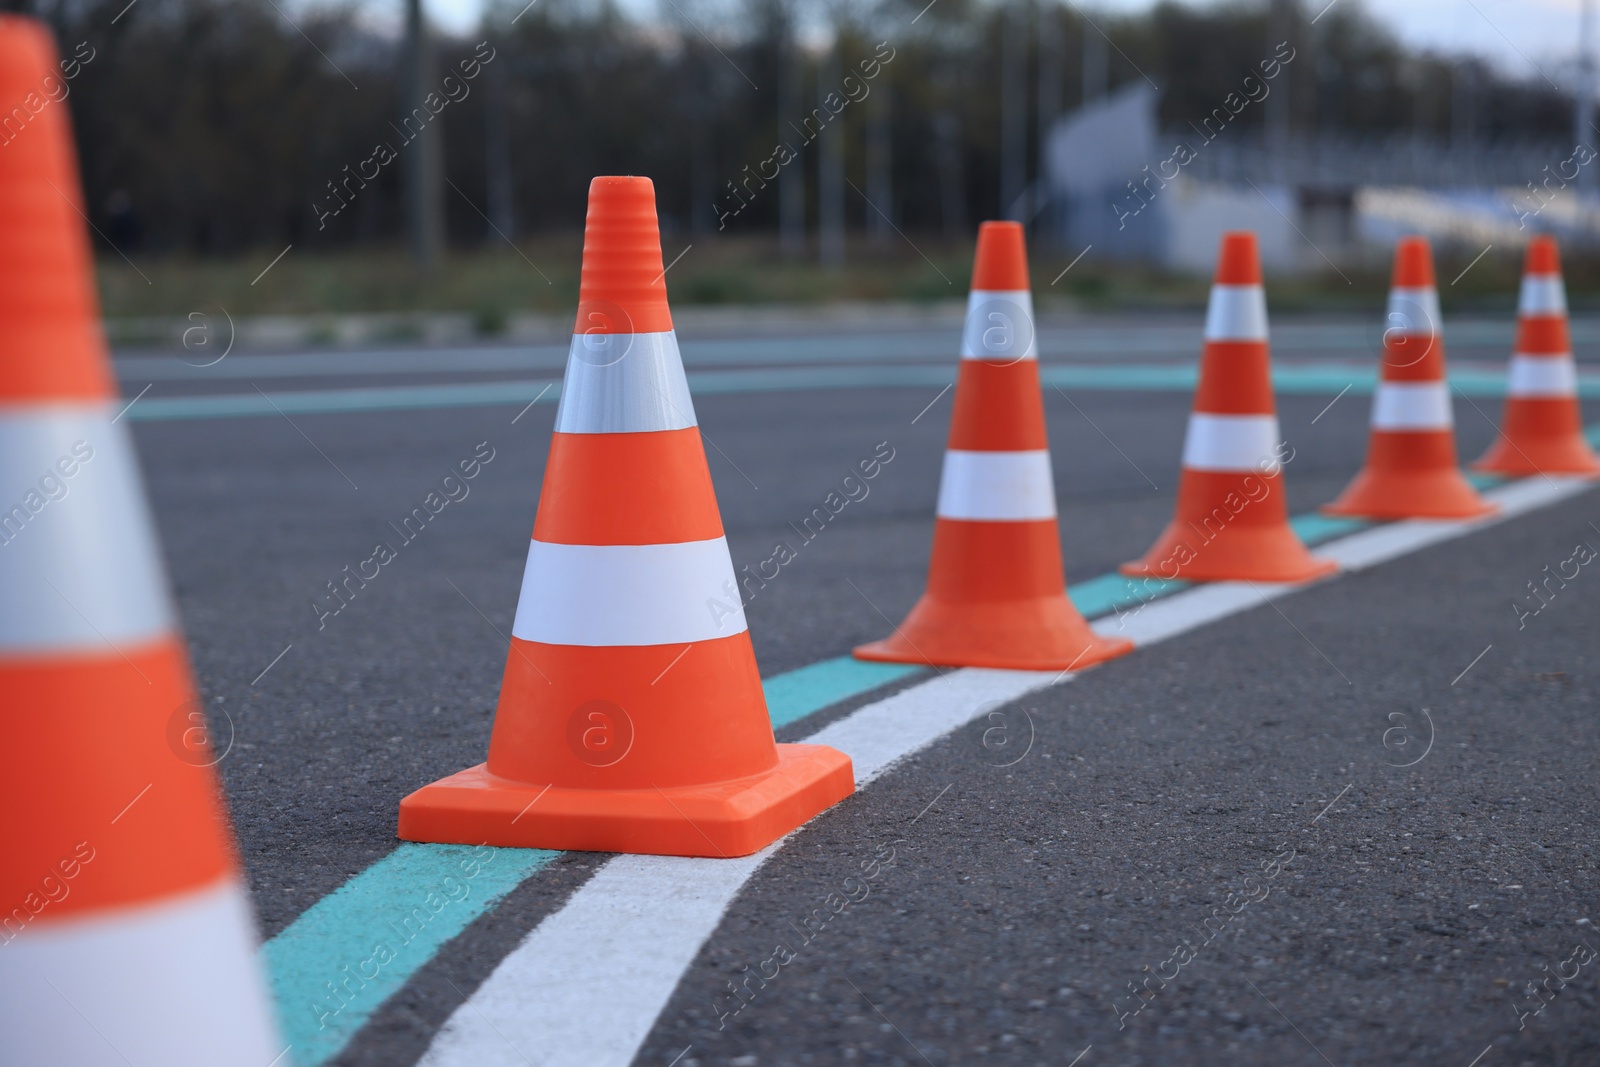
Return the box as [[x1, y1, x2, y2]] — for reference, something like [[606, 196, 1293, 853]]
[[0, 17, 281, 1066], [1471, 235, 1600, 476], [400, 177, 853, 858], [853, 221, 1133, 671], [1121, 232, 1335, 583], [1323, 236, 1496, 519]]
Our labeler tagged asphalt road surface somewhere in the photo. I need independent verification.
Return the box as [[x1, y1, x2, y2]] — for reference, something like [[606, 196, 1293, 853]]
[[110, 311, 1600, 1066]]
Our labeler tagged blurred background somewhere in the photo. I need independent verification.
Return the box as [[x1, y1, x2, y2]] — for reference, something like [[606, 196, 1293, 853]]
[[2, 0, 1596, 335]]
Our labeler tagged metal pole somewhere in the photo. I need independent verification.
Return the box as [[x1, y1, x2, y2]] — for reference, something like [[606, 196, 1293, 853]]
[[1266, 0, 1294, 183], [1081, 14, 1107, 104], [936, 112, 966, 239], [866, 81, 893, 244], [779, 21, 806, 259], [402, 0, 445, 268], [484, 37, 514, 240], [1579, 0, 1597, 193], [1000, 1, 1028, 219], [1035, 0, 1063, 240], [818, 40, 844, 268]]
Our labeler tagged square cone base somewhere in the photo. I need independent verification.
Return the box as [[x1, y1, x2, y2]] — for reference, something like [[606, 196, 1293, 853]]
[[398, 743, 854, 858]]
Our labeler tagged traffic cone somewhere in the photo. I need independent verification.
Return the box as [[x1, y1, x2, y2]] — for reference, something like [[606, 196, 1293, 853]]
[[1323, 236, 1496, 519], [1121, 232, 1335, 583], [1471, 235, 1600, 476], [0, 17, 281, 1066], [400, 177, 854, 858], [853, 221, 1133, 671]]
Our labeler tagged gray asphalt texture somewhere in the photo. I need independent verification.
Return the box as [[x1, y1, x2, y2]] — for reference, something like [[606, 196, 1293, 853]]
[[116, 314, 1600, 1066]]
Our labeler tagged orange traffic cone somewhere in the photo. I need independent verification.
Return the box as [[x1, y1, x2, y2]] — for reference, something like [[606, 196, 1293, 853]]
[[1472, 235, 1600, 476], [1122, 232, 1335, 583], [853, 221, 1133, 671], [400, 177, 853, 858], [1323, 236, 1496, 519], [0, 17, 281, 1065]]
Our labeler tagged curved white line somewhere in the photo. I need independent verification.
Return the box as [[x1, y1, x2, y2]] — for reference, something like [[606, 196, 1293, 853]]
[[417, 472, 1596, 1067]]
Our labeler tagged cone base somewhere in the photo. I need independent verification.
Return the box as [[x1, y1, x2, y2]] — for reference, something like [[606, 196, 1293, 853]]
[[1470, 435, 1600, 478], [397, 743, 854, 858], [851, 592, 1134, 671], [1320, 468, 1498, 520], [1120, 521, 1337, 584]]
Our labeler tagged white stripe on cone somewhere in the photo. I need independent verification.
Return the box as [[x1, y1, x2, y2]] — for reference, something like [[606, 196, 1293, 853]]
[[1202, 285, 1268, 342], [1508, 354, 1579, 397], [1371, 382, 1453, 430], [0, 406, 174, 654], [1181, 413, 1280, 471], [1385, 287, 1442, 336], [511, 537, 746, 646], [1519, 275, 1567, 316], [0, 878, 280, 1067], [960, 290, 1037, 362], [935, 450, 1056, 521], [554, 331, 697, 434]]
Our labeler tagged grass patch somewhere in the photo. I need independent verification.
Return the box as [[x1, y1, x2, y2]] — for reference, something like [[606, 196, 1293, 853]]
[[93, 235, 1596, 320]]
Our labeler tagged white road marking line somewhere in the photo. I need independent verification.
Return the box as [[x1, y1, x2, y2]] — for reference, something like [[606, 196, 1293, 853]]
[[418, 850, 769, 1067], [417, 472, 1598, 1067]]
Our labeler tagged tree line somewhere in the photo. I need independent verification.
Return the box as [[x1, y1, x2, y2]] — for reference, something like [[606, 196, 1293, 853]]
[[0, 0, 1577, 255]]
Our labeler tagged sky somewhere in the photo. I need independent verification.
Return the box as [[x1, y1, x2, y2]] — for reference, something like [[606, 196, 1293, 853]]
[[412, 0, 1590, 87]]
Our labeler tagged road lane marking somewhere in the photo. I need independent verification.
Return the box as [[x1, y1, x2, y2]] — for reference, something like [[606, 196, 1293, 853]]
[[417, 670, 1054, 1067], [416, 469, 1597, 1067], [120, 363, 1600, 422], [263, 843, 557, 1067], [259, 657, 924, 1065], [261, 428, 1600, 1064]]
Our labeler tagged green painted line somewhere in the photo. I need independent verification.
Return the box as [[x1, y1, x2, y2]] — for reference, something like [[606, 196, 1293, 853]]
[[1289, 513, 1372, 546], [763, 656, 924, 729], [262, 419, 1600, 1065], [125, 363, 1600, 422], [131, 378, 561, 421], [260, 655, 930, 1066], [263, 842, 556, 1067], [1067, 570, 1191, 621]]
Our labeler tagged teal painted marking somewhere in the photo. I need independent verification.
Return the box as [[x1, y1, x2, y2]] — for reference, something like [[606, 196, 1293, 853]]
[[763, 656, 923, 729], [124, 363, 1600, 422], [261, 656, 928, 1065], [1289, 513, 1371, 546], [1040, 364, 1201, 392], [260, 422, 1600, 1064], [1067, 570, 1190, 622], [263, 842, 556, 1067], [1466, 471, 1508, 491], [132, 378, 562, 421]]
